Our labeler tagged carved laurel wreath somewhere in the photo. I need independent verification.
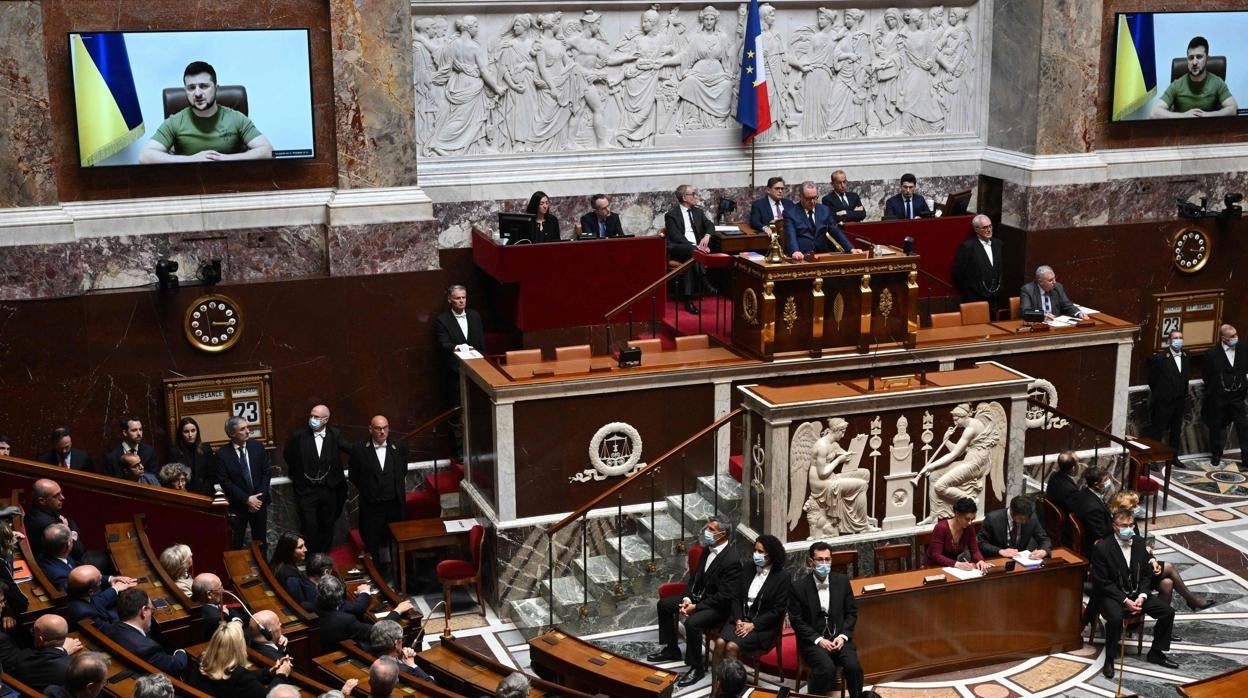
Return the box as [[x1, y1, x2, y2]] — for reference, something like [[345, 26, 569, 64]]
[[587, 421, 644, 477]]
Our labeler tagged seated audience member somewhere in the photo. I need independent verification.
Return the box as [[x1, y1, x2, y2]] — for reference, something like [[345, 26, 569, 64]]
[[304, 553, 374, 617], [713, 534, 790, 662], [749, 177, 795, 231], [269, 533, 311, 606], [267, 685, 300, 698], [368, 658, 400, 697], [103, 416, 157, 479], [104, 588, 188, 675], [1020, 265, 1087, 321], [1111, 491, 1213, 612], [663, 184, 715, 315], [524, 191, 561, 243], [189, 620, 293, 697], [315, 575, 414, 650], [42, 651, 109, 698], [38, 524, 78, 592], [0, 581, 23, 660], [26, 479, 84, 560], [788, 542, 865, 698], [39, 428, 94, 472], [158, 544, 194, 597], [1091, 507, 1178, 679], [977, 496, 1051, 560], [822, 169, 867, 224], [715, 658, 748, 698], [1045, 451, 1081, 510], [1068, 466, 1114, 552], [12, 613, 83, 691], [369, 619, 435, 682], [924, 497, 991, 571], [248, 610, 288, 661], [1, 521, 30, 622], [191, 572, 241, 635], [578, 194, 624, 239], [118, 453, 161, 486], [157, 463, 191, 490], [66, 566, 134, 628], [171, 417, 218, 496], [0, 434, 9, 456], [132, 673, 174, 698], [882, 173, 930, 219], [783, 181, 853, 260], [495, 671, 530, 698]]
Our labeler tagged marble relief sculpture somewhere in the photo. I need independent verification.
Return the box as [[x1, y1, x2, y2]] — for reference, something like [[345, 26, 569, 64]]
[[414, 4, 980, 157], [789, 418, 879, 538], [911, 402, 1006, 524]]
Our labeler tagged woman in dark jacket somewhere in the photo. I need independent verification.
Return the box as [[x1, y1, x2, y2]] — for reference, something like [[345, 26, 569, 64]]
[[714, 533, 791, 661], [270, 532, 315, 610], [171, 416, 218, 496], [525, 190, 562, 242], [188, 620, 292, 697]]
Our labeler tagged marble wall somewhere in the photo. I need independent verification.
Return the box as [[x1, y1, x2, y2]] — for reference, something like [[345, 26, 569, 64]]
[[0, 2, 57, 208]]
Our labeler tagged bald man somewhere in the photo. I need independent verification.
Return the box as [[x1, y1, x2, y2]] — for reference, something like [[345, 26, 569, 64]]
[[13, 614, 84, 690], [951, 214, 1004, 317], [249, 609, 288, 661], [44, 651, 108, 698], [66, 565, 135, 628], [266, 685, 300, 698], [191, 572, 242, 635], [283, 404, 352, 555], [348, 416, 410, 567], [25, 479, 84, 560], [368, 658, 400, 697]]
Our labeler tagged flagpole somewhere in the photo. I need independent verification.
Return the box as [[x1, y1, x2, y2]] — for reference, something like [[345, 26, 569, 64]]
[[750, 138, 756, 192]]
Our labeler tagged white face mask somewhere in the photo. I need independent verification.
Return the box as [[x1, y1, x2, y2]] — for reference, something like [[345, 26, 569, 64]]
[[308, 417, 324, 431]]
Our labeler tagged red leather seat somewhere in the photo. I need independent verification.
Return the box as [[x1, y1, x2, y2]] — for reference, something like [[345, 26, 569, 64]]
[[436, 524, 487, 632], [729, 455, 743, 483], [657, 545, 703, 598]]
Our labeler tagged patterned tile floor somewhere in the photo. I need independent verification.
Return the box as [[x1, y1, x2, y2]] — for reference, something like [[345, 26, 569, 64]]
[[426, 453, 1248, 697]]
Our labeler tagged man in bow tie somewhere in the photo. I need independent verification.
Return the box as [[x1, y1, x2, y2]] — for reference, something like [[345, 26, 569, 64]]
[[788, 542, 864, 697], [349, 416, 410, 568]]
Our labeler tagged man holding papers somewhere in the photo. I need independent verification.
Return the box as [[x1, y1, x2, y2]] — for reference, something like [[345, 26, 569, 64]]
[[977, 496, 1051, 560]]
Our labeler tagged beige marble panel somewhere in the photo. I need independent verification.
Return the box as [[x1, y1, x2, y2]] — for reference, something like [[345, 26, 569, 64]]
[[0, 1, 57, 207], [1010, 656, 1087, 692], [1035, 0, 1103, 155]]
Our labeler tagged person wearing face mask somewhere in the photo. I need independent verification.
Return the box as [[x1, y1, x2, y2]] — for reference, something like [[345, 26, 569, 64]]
[[647, 518, 741, 689], [282, 404, 352, 555], [788, 541, 864, 698], [1090, 508, 1179, 679], [712, 534, 790, 665], [1201, 323, 1248, 469], [1111, 491, 1213, 614], [1068, 466, 1114, 553], [1148, 330, 1191, 458]]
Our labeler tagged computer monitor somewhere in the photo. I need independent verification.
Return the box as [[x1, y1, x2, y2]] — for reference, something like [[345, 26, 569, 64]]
[[499, 212, 538, 244], [943, 189, 973, 216]]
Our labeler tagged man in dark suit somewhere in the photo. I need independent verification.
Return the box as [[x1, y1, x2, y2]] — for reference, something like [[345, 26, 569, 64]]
[[102, 416, 157, 479], [369, 619, 436, 682], [190, 572, 242, 636], [663, 184, 715, 315], [43, 651, 108, 698], [1201, 323, 1248, 468], [1045, 451, 1081, 510], [749, 177, 796, 231], [66, 566, 132, 628], [315, 575, 414, 650], [283, 403, 351, 555], [1091, 508, 1178, 678], [434, 284, 486, 459], [215, 416, 272, 550], [12, 614, 82, 691], [1149, 330, 1191, 456], [951, 215, 1004, 316], [646, 517, 740, 688], [248, 609, 288, 660], [38, 523, 78, 592], [788, 542, 864, 698], [349, 415, 410, 565], [25, 479, 85, 561], [977, 496, 1051, 560], [782, 182, 853, 261], [882, 173, 930, 219], [578, 194, 624, 239], [1019, 265, 1087, 321], [39, 428, 93, 472], [104, 588, 188, 675], [821, 169, 867, 224], [1068, 467, 1113, 553]]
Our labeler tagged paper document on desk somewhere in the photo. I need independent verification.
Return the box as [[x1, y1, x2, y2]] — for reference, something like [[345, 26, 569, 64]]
[[1012, 553, 1044, 568], [715, 225, 741, 234], [1076, 304, 1099, 315], [1046, 315, 1079, 327], [942, 566, 983, 580], [455, 348, 483, 359], [444, 517, 478, 533]]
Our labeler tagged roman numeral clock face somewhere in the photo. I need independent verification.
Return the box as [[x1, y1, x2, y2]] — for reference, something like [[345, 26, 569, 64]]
[[184, 294, 243, 352], [1172, 227, 1211, 274]]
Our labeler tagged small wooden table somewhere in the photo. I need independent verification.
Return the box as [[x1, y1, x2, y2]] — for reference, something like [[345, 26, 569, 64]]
[[389, 517, 472, 596], [1128, 435, 1177, 512]]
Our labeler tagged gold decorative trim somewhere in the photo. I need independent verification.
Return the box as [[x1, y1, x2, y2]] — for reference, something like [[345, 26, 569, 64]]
[[742, 287, 759, 325], [782, 296, 798, 332], [879, 288, 894, 318]]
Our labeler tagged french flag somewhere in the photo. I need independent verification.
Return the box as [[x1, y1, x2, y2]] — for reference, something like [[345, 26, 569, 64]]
[[735, 0, 771, 142]]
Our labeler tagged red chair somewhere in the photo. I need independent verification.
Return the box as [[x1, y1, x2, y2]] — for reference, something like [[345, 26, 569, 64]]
[[728, 455, 743, 483], [436, 524, 486, 634], [658, 545, 704, 599]]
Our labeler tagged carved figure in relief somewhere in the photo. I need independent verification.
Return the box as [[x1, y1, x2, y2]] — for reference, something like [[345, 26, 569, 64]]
[[491, 15, 541, 152], [936, 6, 974, 133], [413, 17, 446, 152], [731, 3, 747, 108], [562, 10, 613, 148], [526, 13, 578, 152], [790, 8, 844, 139], [607, 8, 680, 147], [759, 4, 795, 137], [868, 8, 903, 132], [674, 6, 735, 132], [428, 16, 504, 156], [897, 9, 945, 135], [825, 8, 871, 138], [789, 418, 877, 538], [910, 402, 1006, 525]]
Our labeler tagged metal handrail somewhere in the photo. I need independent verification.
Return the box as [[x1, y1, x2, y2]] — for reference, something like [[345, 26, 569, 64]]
[[603, 259, 694, 323]]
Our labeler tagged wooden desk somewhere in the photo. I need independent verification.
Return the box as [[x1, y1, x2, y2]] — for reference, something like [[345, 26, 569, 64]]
[[843, 215, 974, 296], [415, 636, 596, 698], [315, 649, 463, 697], [711, 229, 770, 254], [1127, 435, 1176, 512], [528, 627, 676, 698], [1178, 664, 1248, 697], [851, 548, 1086, 683], [5, 495, 63, 622], [76, 620, 213, 698], [104, 520, 193, 648], [222, 548, 314, 667], [495, 346, 746, 382], [389, 518, 471, 599]]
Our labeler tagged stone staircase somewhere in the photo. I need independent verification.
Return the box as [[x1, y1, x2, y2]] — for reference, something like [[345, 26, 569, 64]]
[[507, 474, 744, 637]]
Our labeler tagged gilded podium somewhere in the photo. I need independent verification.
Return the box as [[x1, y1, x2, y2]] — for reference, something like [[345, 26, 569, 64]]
[[732, 248, 919, 359]]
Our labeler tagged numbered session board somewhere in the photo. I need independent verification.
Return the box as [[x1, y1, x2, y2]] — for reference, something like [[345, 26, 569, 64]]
[[163, 369, 274, 449]]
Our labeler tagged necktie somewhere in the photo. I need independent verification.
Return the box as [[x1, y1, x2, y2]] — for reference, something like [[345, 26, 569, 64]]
[[774, 201, 782, 219], [599, 219, 606, 237], [841, 194, 848, 208], [905, 198, 912, 219], [62, 455, 71, 469], [807, 210, 815, 230], [239, 446, 253, 490], [1042, 293, 1052, 314], [1009, 524, 1017, 548]]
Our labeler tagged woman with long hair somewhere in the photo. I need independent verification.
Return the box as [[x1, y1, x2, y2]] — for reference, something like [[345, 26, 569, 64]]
[[189, 620, 292, 697], [525, 191, 562, 242], [269, 532, 314, 609], [171, 417, 218, 495]]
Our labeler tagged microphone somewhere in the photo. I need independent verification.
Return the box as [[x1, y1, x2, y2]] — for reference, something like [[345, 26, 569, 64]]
[[220, 589, 274, 643], [852, 236, 874, 251], [903, 236, 915, 255]]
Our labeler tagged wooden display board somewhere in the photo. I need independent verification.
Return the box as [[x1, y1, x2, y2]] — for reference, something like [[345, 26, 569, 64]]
[[163, 369, 274, 448], [1150, 289, 1223, 353]]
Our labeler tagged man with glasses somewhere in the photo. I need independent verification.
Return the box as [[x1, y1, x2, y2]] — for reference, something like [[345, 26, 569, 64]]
[[578, 194, 624, 239], [663, 184, 715, 314], [104, 588, 188, 675], [821, 170, 867, 224], [789, 541, 865, 697], [349, 416, 410, 570], [1020, 265, 1087, 322], [782, 182, 852, 261], [749, 177, 796, 231]]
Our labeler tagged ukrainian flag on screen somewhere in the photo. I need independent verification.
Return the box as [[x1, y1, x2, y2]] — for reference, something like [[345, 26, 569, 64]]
[[1112, 13, 1157, 120], [71, 33, 144, 166]]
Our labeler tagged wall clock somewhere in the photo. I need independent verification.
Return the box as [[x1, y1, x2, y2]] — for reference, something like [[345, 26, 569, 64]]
[[184, 294, 243, 352]]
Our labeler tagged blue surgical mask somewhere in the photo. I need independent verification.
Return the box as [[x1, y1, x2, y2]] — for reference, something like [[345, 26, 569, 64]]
[[813, 562, 831, 577], [1170, 338, 1183, 350], [1117, 526, 1134, 541], [752, 553, 767, 568], [702, 529, 716, 546], [308, 417, 324, 431], [1228, 337, 1239, 348], [1133, 505, 1147, 520]]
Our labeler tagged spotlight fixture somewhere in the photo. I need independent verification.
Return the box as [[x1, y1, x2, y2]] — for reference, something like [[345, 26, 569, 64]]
[[1176, 197, 1209, 220], [716, 198, 737, 225], [1220, 193, 1243, 219], [198, 260, 222, 285], [155, 259, 179, 293]]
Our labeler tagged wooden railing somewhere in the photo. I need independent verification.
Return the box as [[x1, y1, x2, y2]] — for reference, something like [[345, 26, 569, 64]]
[[603, 258, 694, 350]]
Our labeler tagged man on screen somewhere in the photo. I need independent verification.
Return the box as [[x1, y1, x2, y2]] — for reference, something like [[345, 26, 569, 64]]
[[1150, 36, 1238, 119], [139, 61, 274, 163]]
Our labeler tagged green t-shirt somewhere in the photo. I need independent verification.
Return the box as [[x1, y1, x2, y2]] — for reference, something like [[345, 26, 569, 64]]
[[1160, 72, 1232, 113], [150, 105, 262, 155]]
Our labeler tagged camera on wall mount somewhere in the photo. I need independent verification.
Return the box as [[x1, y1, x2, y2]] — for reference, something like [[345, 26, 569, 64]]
[[1176, 197, 1211, 220], [1219, 193, 1243, 220]]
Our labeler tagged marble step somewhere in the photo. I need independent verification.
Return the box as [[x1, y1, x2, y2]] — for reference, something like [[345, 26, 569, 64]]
[[665, 491, 736, 535], [635, 512, 695, 557], [603, 533, 660, 577], [696, 474, 744, 516], [571, 554, 622, 587], [508, 596, 560, 636]]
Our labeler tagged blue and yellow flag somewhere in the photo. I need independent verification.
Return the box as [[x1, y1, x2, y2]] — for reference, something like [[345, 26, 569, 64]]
[[1112, 13, 1157, 120], [71, 33, 144, 166]]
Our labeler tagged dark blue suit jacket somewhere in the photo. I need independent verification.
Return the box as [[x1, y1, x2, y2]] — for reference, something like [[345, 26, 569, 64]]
[[37, 556, 74, 592], [67, 588, 119, 628], [104, 621, 188, 675], [215, 439, 272, 512], [782, 204, 853, 255], [883, 193, 930, 219], [821, 190, 868, 223], [749, 196, 797, 231]]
